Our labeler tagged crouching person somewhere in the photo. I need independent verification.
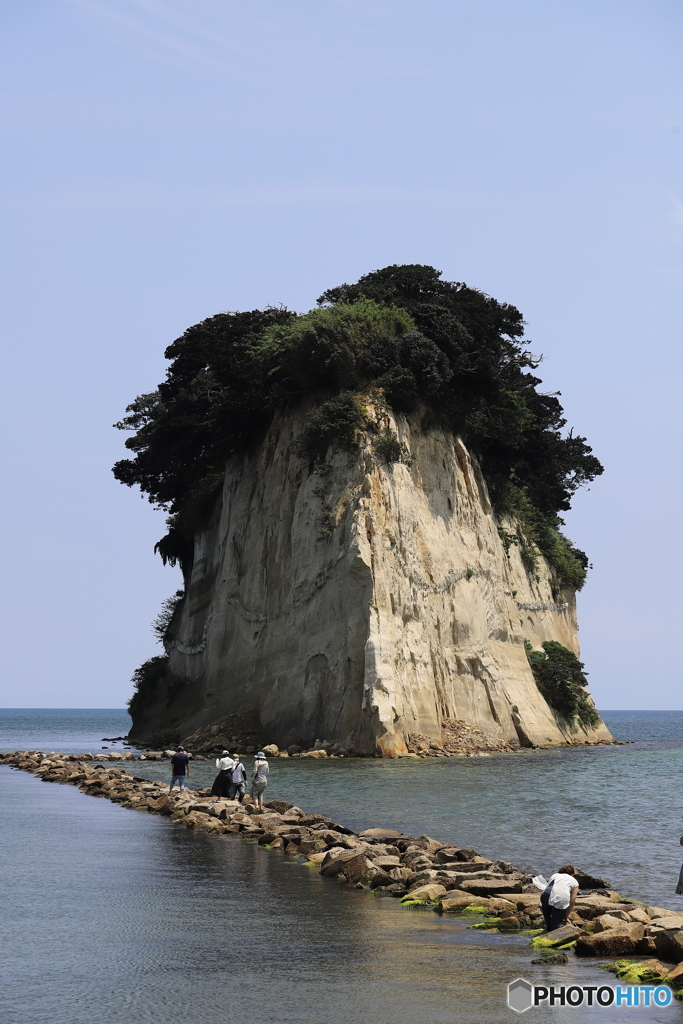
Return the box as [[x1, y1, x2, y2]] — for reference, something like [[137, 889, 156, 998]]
[[541, 866, 579, 931]]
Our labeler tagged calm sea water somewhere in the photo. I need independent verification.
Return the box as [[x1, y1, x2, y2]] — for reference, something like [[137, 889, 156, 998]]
[[2, 709, 683, 1023]]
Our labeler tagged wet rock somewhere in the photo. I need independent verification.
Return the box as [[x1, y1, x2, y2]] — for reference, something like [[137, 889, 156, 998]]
[[654, 928, 683, 964], [573, 869, 611, 889], [388, 867, 413, 882], [531, 953, 568, 965], [299, 838, 328, 856], [370, 856, 401, 869], [417, 835, 446, 853], [594, 913, 632, 932], [320, 851, 359, 877], [647, 906, 678, 919], [264, 800, 294, 813], [458, 878, 523, 897], [403, 883, 447, 902], [407, 869, 446, 887], [507, 894, 541, 909], [146, 795, 174, 815], [358, 828, 408, 841], [340, 854, 380, 885], [369, 871, 396, 889], [488, 898, 519, 914], [435, 848, 461, 864], [531, 923, 583, 948], [305, 850, 329, 863], [498, 916, 522, 931], [183, 811, 222, 829], [647, 919, 683, 936], [439, 893, 490, 913], [576, 924, 644, 958], [441, 859, 492, 874], [664, 961, 683, 986]]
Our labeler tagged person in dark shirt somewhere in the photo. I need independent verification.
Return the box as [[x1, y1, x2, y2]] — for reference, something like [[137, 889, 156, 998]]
[[169, 745, 191, 792]]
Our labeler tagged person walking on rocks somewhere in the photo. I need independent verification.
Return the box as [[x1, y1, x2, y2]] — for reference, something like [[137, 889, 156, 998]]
[[229, 756, 247, 802], [541, 866, 579, 931], [251, 752, 269, 810], [211, 750, 234, 798], [169, 746, 190, 793]]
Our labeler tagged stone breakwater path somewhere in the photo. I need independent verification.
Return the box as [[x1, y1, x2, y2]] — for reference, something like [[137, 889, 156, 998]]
[[4, 749, 683, 994]]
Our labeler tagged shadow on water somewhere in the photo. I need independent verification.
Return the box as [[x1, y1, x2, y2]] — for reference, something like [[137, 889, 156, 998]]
[[2, 767, 682, 1024]]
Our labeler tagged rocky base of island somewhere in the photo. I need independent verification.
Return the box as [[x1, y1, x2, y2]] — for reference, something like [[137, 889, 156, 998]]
[[132, 710, 620, 759], [2, 748, 679, 993]]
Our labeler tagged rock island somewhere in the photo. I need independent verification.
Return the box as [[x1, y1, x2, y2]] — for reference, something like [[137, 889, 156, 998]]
[[113, 265, 611, 755]]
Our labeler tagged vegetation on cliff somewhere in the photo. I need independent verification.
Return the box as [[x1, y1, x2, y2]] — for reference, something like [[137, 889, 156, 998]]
[[113, 265, 602, 591], [525, 640, 599, 728]]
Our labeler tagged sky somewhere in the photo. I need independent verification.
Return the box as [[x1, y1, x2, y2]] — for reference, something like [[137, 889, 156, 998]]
[[0, 0, 681, 710]]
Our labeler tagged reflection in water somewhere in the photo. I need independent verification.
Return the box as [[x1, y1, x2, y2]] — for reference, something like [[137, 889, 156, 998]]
[[2, 768, 680, 1024]]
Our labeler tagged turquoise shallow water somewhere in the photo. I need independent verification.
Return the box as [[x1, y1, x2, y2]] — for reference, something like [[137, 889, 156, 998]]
[[2, 709, 683, 1023]]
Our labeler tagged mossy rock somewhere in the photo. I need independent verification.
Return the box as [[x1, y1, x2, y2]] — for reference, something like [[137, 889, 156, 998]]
[[401, 898, 438, 908], [531, 953, 568, 966], [469, 918, 502, 929], [530, 934, 568, 949], [462, 905, 490, 914], [519, 928, 545, 937], [601, 959, 670, 985], [498, 917, 524, 931]]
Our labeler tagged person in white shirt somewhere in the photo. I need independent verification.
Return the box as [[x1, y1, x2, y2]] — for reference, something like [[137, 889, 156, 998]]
[[211, 750, 235, 797], [541, 866, 579, 931]]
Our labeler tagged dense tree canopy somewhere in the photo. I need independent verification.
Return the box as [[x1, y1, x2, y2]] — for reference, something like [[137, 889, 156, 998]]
[[113, 265, 602, 590]]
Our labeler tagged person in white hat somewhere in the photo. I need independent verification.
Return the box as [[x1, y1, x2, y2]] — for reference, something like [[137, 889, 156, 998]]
[[251, 752, 269, 810], [211, 750, 234, 797]]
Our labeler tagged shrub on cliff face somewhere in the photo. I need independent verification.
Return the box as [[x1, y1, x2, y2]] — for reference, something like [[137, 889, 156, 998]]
[[151, 590, 185, 643], [525, 640, 599, 728], [113, 265, 602, 590], [127, 656, 171, 717], [294, 393, 366, 462], [497, 484, 589, 593], [372, 428, 412, 465]]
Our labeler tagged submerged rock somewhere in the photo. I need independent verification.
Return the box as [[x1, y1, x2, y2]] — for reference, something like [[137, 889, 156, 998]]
[[531, 953, 568, 965]]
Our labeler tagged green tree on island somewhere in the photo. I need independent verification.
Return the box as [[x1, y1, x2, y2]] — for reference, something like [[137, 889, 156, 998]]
[[113, 264, 603, 599]]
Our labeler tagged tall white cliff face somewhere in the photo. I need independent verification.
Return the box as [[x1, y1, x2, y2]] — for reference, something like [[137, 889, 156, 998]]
[[134, 404, 612, 753]]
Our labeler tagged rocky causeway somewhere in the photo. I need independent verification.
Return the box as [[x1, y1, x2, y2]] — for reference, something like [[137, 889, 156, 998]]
[[4, 746, 682, 996]]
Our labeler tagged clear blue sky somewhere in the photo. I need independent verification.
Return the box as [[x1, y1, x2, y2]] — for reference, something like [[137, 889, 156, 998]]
[[0, 0, 681, 709]]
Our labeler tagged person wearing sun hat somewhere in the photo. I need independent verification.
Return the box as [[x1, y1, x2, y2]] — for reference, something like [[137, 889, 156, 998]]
[[251, 751, 269, 810], [211, 749, 234, 797]]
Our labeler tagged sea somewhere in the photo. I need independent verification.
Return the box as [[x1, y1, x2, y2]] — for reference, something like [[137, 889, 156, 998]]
[[2, 708, 683, 1024]]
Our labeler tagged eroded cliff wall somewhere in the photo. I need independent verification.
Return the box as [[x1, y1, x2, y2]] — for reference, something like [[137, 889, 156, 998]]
[[129, 404, 612, 753]]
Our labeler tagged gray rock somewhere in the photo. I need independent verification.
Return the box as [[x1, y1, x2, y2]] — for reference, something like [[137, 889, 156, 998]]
[[654, 928, 683, 964], [340, 854, 380, 885]]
